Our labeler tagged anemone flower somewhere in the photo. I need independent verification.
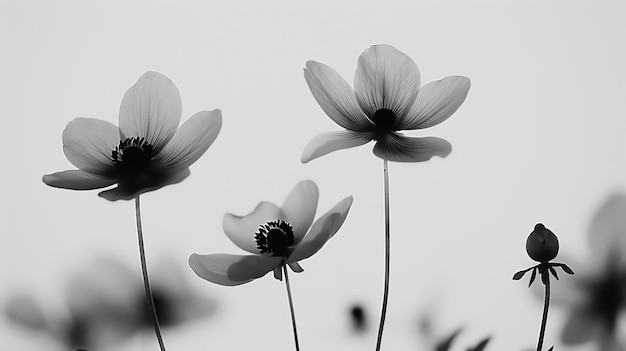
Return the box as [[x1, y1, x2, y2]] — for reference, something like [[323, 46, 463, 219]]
[[302, 44, 470, 351], [190, 180, 352, 351], [41, 71, 221, 351], [302, 44, 470, 163], [43, 71, 222, 201], [549, 194, 626, 351]]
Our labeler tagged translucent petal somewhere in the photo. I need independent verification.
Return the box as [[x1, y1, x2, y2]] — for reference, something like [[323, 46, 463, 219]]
[[588, 194, 626, 264], [354, 44, 421, 117], [118, 72, 182, 152], [401, 76, 471, 130], [155, 110, 222, 170], [98, 167, 190, 201], [43, 170, 117, 190], [66, 257, 138, 318], [189, 253, 281, 286], [61, 118, 120, 175], [288, 196, 353, 262], [561, 308, 600, 344], [281, 180, 319, 241], [373, 133, 451, 162], [223, 202, 283, 254], [304, 61, 373, 132], [5, 296, 47, 331], [301, 130, 374, 163]]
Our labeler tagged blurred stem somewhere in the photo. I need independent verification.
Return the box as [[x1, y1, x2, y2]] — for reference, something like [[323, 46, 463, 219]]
[[135, 196, 166, 351], [375, 159, 391, 351], [536, 270, 550, 351], [283, 264, 300, 351]]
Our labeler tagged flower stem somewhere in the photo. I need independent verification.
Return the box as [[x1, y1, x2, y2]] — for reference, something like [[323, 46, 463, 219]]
[[135, 196, 166, 351], [283, 264, 300, 351], [375, 159, 391, 351], [536, 271, 551, 351]]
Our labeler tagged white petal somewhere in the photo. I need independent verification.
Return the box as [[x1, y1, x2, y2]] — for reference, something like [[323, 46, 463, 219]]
[[98, 167, 190, 201], [61, 118, 120, 175], [223, 202, 284, 254], [282, 180, 319, 242], [118, 72, 182, 152], [402, 76, 471, 130], [189, 253, 281, 286], [301, 130, 374, 163], [304, 61, 373, 132], [373, 133, 451, 162], [155, 110, 222, 170], [288, 196, 353, 262], [354, 44, 421, 117], [43, 170, 117, 190]]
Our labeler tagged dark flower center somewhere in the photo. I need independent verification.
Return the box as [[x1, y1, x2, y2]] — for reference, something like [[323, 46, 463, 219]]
[[254, 220, 295, 256], [372, 108, 397, 130], [111, 137, 154, 174]]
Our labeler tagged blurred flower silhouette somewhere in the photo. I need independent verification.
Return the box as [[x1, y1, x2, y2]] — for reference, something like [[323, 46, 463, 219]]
[[189, 180, 352, 285], [302, 44, 470, 163], [5, 257, 216, 350], [551, 194, 626, 351], [417, 311, 490, 351], [43, 71, 222, 201]]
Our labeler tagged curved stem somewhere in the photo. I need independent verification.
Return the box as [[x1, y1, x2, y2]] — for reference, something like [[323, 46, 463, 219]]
[[536, 271, 551, 351], [135, 196, 166, 351], [375, 159, 391, 351], [283, 264, 300, 351]]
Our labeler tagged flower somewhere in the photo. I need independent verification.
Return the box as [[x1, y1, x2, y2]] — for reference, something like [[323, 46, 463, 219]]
[[42, 71, 222, 201], [302, 44, 470, 163], [189, 180, 353, 285], [550, 194, 626, 350], [5, 257, 216, 350]]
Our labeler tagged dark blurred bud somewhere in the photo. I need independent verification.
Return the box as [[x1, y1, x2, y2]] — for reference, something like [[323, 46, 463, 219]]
[[526, 223, 559, 262], [349, 304, 367, 332]]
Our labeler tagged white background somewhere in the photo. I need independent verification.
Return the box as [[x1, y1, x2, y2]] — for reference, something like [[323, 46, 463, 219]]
[[2, 1, 626, 350]]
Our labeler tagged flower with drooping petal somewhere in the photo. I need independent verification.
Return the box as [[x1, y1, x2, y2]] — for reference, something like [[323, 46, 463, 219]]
[[302, 44, 470, 163], [189, 180, 353, 285], [549, 194, 626, 350], [43, 71, 222, 201]]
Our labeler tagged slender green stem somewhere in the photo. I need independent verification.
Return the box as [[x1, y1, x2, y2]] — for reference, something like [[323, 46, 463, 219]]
[[536, 271, 550, 351], [375, 159, 391, 351], [283, 264, 300, 351], [135, 196, 166, 351]]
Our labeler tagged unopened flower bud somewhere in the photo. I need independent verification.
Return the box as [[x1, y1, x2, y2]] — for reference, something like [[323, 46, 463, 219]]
[[526, 223, 559, 262]]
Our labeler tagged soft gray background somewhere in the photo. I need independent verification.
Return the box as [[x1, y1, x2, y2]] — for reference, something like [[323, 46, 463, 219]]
[[2, 1, 625, 350]]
